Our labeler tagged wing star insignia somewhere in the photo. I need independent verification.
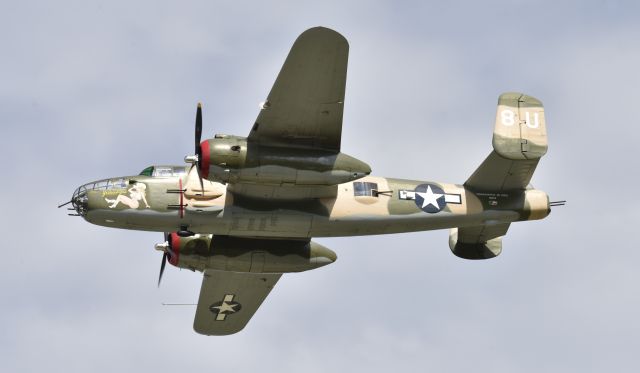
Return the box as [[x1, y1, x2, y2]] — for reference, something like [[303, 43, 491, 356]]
[[209, 294, 242, 321]]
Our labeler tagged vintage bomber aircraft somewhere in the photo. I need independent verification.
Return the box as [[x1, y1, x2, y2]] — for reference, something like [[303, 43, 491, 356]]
[[60, 27, 562, 335]]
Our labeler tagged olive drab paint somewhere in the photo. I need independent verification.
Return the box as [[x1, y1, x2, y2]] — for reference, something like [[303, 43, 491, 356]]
[[63, 27, 558, 336]]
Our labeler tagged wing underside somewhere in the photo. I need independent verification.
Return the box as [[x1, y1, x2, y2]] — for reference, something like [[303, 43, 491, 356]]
[[193, 269, 281, 336], [249, 27, 349, 151]]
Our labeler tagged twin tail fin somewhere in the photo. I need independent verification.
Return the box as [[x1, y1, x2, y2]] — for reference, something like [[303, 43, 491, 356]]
[[465, 92, 547, 192]]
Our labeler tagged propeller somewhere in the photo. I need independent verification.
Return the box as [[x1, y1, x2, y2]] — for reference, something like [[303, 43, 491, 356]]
[[195, 103, 205, 194], [158, 103, 207, 287], [158, 252, 168, 287], [195, 103, 202, 159], [156, 232, 170, 287], [185, 103, 206, 195]]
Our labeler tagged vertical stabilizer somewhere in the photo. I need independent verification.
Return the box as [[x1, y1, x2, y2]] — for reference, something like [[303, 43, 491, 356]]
[[465, 92, 548, 192], [492, 92, 547, 160]]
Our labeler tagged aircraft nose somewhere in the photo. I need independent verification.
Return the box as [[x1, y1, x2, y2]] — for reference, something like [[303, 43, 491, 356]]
[[70, 185, 89, 216], [62, 178, 130, 216]]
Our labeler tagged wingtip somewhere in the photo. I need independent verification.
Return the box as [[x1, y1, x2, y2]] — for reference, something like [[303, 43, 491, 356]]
[[193, 323, 245, 336], [298, 26, 348, 45]]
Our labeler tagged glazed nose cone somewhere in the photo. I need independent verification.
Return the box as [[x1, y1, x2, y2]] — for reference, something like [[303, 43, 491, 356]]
[[70, 184, 89, 216]]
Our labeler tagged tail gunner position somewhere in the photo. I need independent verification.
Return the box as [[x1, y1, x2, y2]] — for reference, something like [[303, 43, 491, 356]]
[[60, 27, 563, 335]]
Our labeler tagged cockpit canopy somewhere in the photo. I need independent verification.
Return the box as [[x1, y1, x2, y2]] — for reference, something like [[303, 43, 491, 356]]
[[139, 165, 187, 178]]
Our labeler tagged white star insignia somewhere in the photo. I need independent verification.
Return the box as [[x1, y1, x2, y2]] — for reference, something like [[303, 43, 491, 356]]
[[416, 185, 443, 209], [213, 301, 238, 314]]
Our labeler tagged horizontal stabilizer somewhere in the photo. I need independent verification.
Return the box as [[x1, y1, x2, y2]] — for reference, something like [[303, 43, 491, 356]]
[[465, 151, 538, 192], [449, 223, 510, 260]]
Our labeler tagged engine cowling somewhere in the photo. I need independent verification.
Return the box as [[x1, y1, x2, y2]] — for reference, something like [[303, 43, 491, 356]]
[[164, 232, 210, 267], [199, 135, 247, 174], [199, 134, 370, 185], [167, 233, 337, 273]]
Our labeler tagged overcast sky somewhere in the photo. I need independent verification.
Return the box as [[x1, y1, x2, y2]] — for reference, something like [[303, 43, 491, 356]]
[[2, 1, 639, 372]]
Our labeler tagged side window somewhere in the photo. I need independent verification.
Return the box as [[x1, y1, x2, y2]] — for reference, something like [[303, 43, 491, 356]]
[[94, 180, 108, 190], [107, 178, 127, 189], [353, 182, 378, 197]]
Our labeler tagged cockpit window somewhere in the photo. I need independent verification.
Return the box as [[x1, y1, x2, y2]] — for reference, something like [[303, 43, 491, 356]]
[[139, 166, 154, 176], [154, 167, 174, 177], [139, 165, 187, 177], [172, 166, 187, 177], [76, 178, 128, 194], [154, 166, 187, 177]]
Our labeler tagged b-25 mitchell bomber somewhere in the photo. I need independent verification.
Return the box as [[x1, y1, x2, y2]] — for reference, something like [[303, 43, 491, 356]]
[[60, 27, 562, 335]]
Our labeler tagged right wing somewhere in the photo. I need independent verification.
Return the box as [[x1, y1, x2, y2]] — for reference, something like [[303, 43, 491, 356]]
[[193, 269, 281, 336], [465, 92, 547, 192], [248, 27, 349, 151]]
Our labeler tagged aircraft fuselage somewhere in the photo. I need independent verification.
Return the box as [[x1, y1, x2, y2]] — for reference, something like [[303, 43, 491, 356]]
[[73, 172, 549, 238]]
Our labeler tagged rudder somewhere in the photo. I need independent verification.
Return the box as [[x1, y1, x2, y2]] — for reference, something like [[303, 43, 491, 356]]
[[492, 92, 547, 160]]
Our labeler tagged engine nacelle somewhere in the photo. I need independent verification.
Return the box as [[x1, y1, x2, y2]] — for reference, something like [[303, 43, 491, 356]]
[[162, 232, 208, 266], [200, 135, 248, 171], [167, 233, 337, 273], [199, 134, 370, 185]]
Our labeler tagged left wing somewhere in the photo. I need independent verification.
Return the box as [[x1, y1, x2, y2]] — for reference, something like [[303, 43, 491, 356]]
[[193, 270, 281, 336], [248, 27, 349, 151]]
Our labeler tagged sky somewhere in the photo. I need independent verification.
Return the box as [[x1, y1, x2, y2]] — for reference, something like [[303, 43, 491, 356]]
[[2, 0, 639, 372]]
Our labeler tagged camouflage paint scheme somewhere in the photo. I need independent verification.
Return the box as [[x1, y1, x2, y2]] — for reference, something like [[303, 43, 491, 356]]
[[66, 27, 554, 335], [80, 89, 549, 241], [81, 174, 547, 238]]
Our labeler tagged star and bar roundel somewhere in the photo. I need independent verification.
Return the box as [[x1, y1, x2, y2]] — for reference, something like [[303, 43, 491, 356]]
[[209, 294, 242, 321], [399, 183, 462, 213]]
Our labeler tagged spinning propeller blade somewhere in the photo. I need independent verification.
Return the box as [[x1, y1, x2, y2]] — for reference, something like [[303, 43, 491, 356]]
[[195, 102, 202, 154], [158, 252, 167, 287], [194, 103, 205, 194], [157, 232, 170, 288]]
